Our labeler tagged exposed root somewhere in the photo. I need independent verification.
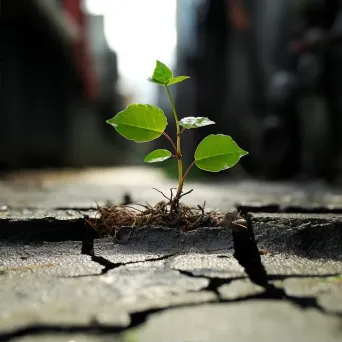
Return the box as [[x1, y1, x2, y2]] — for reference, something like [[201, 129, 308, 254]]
[[91, 200, 226, 236], [85, 187, 248, 237]]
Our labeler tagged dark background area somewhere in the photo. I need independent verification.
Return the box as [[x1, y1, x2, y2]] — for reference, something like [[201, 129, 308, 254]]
[[2, 0, 342, 183]]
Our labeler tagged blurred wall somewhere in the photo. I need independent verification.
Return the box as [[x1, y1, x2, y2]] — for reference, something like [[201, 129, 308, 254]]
[[1, 0, 126, 170]]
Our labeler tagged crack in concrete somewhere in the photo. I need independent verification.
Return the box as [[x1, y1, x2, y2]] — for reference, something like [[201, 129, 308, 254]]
[[170, 209, 342, 319], [1, 285, 340, 342], [230, 211, 269, 287], [176, 271, 342, 322], [0, 323, 124, 342], [177, 268, 342, 317], [90, 253, 177, 275], [60, 254, 178, 278], [176, 269, 244, 296], [2, 210, 341, 340]]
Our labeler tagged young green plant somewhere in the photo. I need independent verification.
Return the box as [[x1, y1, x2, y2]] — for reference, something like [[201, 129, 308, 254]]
[[107, 61, 248, 210]]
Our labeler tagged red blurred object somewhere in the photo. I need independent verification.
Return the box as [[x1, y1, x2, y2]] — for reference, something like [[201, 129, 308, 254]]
[[228, 0, 250, 31], [64, 0, 98, 100]]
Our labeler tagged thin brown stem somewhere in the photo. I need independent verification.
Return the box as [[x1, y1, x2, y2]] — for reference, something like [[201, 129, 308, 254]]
[[162, 131, 177, 155], [179, 188, 193, 199], [179, 127, 185, 135], [182, 160, 196, 184], [152, 188, 171, 202]]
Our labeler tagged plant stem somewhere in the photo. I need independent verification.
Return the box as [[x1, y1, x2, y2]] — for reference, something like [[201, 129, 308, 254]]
[[182, 160, 195, 185], [165, 84, 183, 202], [162, 131, 177, 155]]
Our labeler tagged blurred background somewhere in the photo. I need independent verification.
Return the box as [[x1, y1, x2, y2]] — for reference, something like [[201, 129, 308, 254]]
[[2, 0, 342, 183]]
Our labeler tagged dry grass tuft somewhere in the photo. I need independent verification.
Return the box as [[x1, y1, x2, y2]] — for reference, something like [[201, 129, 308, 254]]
[[90, 201, 225, 236]]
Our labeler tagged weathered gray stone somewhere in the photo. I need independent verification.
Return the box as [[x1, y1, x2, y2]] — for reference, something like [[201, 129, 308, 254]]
[[169, 253, 245, 278], [0, 209, 92, 220], [169, 252, 341, 278], [106, 261, 213, 313], [119, 291, 217, 315], [319, 292, 342, 314], [274, 276, 342, 313], [0, 240, 341, 341], [1, 169, 342, 340], [0, 275, 130, 332], [0, 242, 102, 277], [0, 211, 92, 242], [218, 279, 265, 299], [129, 301, 342, 342], [0, 243, 214, 335], [252, 213, 342, 260], [2, 210, 341, 266], [262, 254, 342, 276], [96, 229, 233, 255]]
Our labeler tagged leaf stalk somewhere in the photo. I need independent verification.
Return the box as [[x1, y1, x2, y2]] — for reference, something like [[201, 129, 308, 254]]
[[162, 131, 177, 155], [165, 85, 183, 204]]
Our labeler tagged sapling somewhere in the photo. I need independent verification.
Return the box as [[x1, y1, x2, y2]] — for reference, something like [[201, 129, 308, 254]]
[[107, 60, 248, 212]]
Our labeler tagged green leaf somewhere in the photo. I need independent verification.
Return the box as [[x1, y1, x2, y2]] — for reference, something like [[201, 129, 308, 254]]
[[106, 104, 167, 143], [150, 60, 173, 84], [144, 149, 172, 163], [147, 77, 165, 85], [194, 134, 248, 172], [179, 117, 215, 129], [168, 76, 190, 85]]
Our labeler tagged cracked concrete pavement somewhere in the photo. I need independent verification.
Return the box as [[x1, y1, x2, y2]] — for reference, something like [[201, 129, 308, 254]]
[[0, 167, 342, 341], [1, 240, 341, 342]]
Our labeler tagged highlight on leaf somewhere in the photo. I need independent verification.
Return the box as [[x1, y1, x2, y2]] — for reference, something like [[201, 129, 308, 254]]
[[144, 149, 172, 163], [194, 134, 248, 172], [179, 117, 215, 129], [106, 104, 167, 143]]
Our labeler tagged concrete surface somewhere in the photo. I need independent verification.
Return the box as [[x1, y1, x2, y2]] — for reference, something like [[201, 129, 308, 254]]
[[1, 167, 342, 211], [1, 240, 341, 342], [127, 301, 342, 342], [0, 167, 342, 341]]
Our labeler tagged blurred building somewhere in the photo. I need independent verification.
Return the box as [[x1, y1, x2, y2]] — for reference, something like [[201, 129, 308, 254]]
[[173, 0, 342, 181], [1, 0, 126, 170]]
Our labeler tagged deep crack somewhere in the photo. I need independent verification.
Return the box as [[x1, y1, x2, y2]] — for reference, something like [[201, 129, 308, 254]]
[[3, 209, 337, 341], [230, 211, 269, 287], [0, 323, 123, 342], [176, 269, 242, 297], [1, 287, 339, 342]]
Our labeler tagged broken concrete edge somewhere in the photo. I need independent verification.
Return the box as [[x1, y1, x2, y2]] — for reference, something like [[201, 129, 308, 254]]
[[1, 211, 341, 260], [237, 203, 342, 214], [0, 210, 340, 239]]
